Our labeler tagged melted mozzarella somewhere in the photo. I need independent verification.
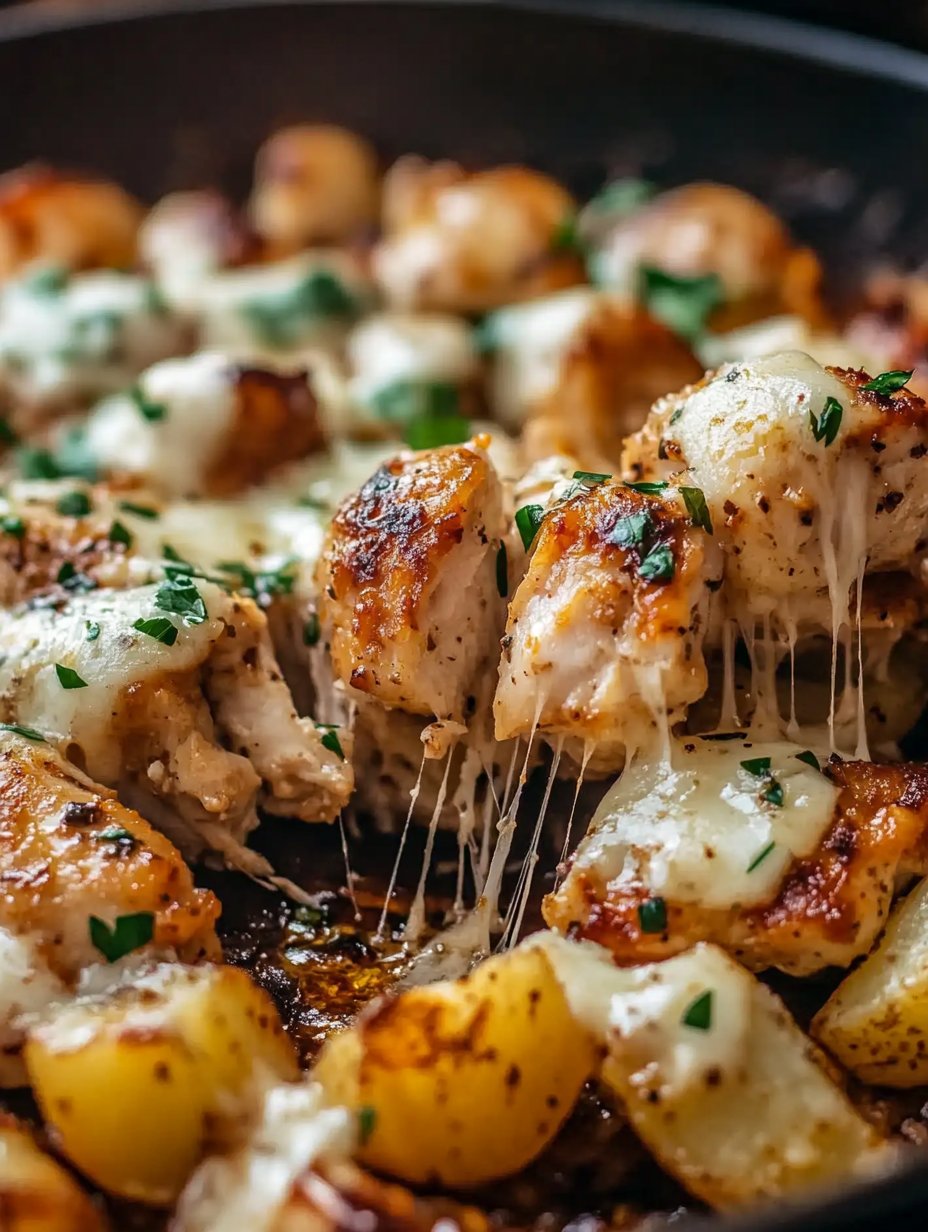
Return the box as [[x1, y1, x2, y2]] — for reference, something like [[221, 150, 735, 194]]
[[574, 736, 838, 910], [698, 315, 877, 372], [83, 352, 238, 497], [0, 928, 66, 1062], [347, 311, 477, 405]]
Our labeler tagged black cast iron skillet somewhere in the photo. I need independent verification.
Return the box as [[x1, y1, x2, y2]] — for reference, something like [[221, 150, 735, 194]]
[[2, 1, 928, 1228]]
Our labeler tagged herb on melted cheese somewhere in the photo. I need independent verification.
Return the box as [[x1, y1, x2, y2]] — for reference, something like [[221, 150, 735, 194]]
[[746, 841, 776, 873], [130, 384, 168, 423], [132, 616, 179, 646], [89, 911, 154, 963], [680, 486, 713, 534], [56, 490, 92, 518], [85, 620, 101, 642], [637, 897, 667, 934], [0, 417, 18, 447], [740, 756, 772, 777], [741, 755, 784, 808], [795, 749, 821, 771], [515, 503, 545, 551], [215, 559, 298, 606], [810, 395, 843, 446], [109, 520, 133, 548], [119, 501, 159, 520], [624, 480, 667, 495], [358, 1105, 377, 1145], [0, 722, 45, 742], [572, 470, 611, 485], [610, 510, 653, 550], [862, 369, 913, 395], [1, 515, 24, 538], [25, 265, 68, 296], [94, 826, 138, 851], [403, 412, 471, 450], [682, 989, 713, 1031], [242, 269, 358, 348], [154, 574, 207, 625], [370, 379, 460, 424], [56, 562, 96, 593], [586, 177, 655, 217], [638, 542, 674, 583], [317, 724, 345, 760], [639, 266, 723, 342], [55, 663, 88, 690]]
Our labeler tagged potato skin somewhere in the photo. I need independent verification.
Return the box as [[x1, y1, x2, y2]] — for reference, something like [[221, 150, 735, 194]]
[[0, 1116, 108, 1231], [25, 963, 298, 1205], [314, 946, 595, 1188]]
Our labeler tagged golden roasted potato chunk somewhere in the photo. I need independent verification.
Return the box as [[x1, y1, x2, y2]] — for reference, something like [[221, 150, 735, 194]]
[[813, 877, 928, 1087], [314, 945, 596, 1188], [0, 1116, 107, 1231], [25, 963, 298, 1205]]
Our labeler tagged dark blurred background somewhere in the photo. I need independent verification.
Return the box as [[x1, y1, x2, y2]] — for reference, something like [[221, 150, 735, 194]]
[[696, 0, 928, 49]]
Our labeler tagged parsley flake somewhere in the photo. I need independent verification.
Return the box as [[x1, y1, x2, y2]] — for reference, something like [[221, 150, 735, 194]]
[[515, 503, 545, 551], [610, 509, 653, 550], [242, 270, 358, 348], [637, 897, 667, 934], [56, 490, 92, 518], [318, 725, 345, 760], [682, 990, 713, 1031], [639, 266, 724, 342], [132, 616, 178, 646], [572, 470, 611, 485], [109, 520, 133, 548], [680, 486, 713, 534], [358, 1105, 377, 1145], [810, 395, 843, 447], [55, 663, 88, 690], [862, 369, 913, 395], [85, 620, 101, 642], [763, 779, 785, 808], [303, 613, 321, 647], [1, 515, 24, 539], [746, 841, 776, 873], [130, 385, 167, 423], [154, 575, 207, 626], [795, 749, 821, 771], [638, 543, 675, 583], [740, 756, 772, 777], [403, 412, 471, 450], [370, 379, 460, 425], [586, 178, 655, 217], [89, 911, 154, 963], [624, 480, 668, 495], [0, 723, 45, 742], [118, 501, 160, 520]]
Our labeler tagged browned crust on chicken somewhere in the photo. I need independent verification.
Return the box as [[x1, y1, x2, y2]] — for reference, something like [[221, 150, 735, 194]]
[[0, 508, 133, 607], [0, 165, 142, 279], [547, 759, 928, 974], [203, 367, 326, 497], [0, 740, 221, 979], [523, 302, 703, 472], [829, 366, 928, 437]]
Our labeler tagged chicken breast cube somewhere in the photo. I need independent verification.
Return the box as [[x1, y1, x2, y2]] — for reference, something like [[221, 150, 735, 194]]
[[0, 581, 352, 862], [83, 351, 326, 499], [624, 351, 928, 634], [0, 1116, 108, 1232], [548, 734, 928, 975], [317, 441, 507, 721], [373, 158, 584, 312], [494, 479, 722, 772]]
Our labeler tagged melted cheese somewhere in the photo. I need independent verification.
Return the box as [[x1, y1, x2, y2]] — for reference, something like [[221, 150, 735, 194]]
[[575, 736, 839, 910], [0, 928, 66, 1056], [698, 315, 877, 372], [347, 311, 477, 405]]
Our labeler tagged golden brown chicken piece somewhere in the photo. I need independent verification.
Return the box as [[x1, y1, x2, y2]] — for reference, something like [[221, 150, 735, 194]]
[[495, 478, 722, 772], [374, 158, 585, 312], [250, 124, 381, 250], [585, 181, 825, 330], [317, 439, 507, 721], [0, 165, 142, 279], [0, 1115, 108, 1232], [548, 738, 928, 976], [523, 299, 704, 471]]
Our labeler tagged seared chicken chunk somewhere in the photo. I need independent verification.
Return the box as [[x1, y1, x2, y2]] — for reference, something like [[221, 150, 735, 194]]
[[374, 158, 584, 312], [585, 181, 824, 329], [548, 734, 928, 974], [495, 479, 722, 771], [0, 1116, 108, 1231], [250, 125, 381, 250], [318, 440, 507, 721], [0, 165, 141, 280], [0, 267, 188, 422], [82, 351, 326, 498], [139, 189, 258, 306], [523, 299, 703, 471], [624, 351, 928, 634], [0, 582, 352, 861]]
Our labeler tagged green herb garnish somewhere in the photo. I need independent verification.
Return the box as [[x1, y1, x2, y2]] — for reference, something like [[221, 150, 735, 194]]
[[1, 515, 24, 538], [403, 412, 471, 451], [795, 749, 821, 771], [551, 213, 583, 254], [303, 613, 321, 647], [94, 826, 138, 851], [747, 841, 776, 872], [680, 486, 713, 534], [25, 265, 68, 296], [370, 379, 460, 425], [637, 897, 667, 934], [56, 490, 92, 518], [130, 384, 167, 423], [572, 470, 611, 486], [586, 178, 655, 217], [639, 266, 724, 342], [763, 779, 784, 808], [242, 269, 358, 348], [109, 520, 133, 548], [132, 616, 178, 646], [318, 725, 345, 760], [89, 911, 154, 963], [638, 543, 675, 583], [16, 446, 60, 480], [85, 620, 101, 642], [55, 664, 88, 690], [0, 418, 18, 447], [154, 575, 207, 625], [682, 990, 713, 1031], [740, 757, 772, 777], [0, 723, 45, 742], [624, 480, 668, 495], [810, 395, 843, 447], [118, 501, 159, 520], [515, 503, 545, 551], [215, 559, 298, 606], [496, 542, 508, 598], [862, 369, 913, 395], [610, 509, 653, 550]]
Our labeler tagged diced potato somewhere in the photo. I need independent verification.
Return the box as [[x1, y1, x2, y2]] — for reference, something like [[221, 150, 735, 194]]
[[533, 934, 891, 1209], [0, 1116, 108, 1231], [25, 963, 298, 1205], [813, 877, 928, 1086], [314, 945, 596, 1188]]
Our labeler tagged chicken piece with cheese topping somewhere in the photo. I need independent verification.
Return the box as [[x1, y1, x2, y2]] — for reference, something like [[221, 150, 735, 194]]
[[82, 351, 326, 499], [495, 479, 722, 772], [623, 351, 928, 635], [250, 125, 381, 251], [584, 181, 824, 330], [373, 158, 585, 312], [548, 734, 928, 975], [0, 165, 142, 281], [0, 729, 219, 1080], [0, 581, 352, 863], [317, 440, 507, 722]]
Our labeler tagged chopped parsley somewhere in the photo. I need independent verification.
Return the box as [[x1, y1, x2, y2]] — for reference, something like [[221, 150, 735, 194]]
[[215, 559, 298, 607], [515, 503, 545, 551], [795, 749, 821, 771], [25, 264, 68, 296], [130, 384, 167, 423], [16, 446, 60, 480], [85, 620, 101, 642], [862, 369, 913, 395], [639, 266, 724, 342], [551, 213, 583, 254], [154, 574, 207, 625], [118, 501, 160, 520], [681, 989, 713, 1031], [0, 723, 45, 742], [746, 841, 776, 873], [0, 417, 18, 447], [403, 412, 471, 450], [496, 542, 509, 598], [55, 663, 88, 690], [638, 542, 675, 583], [358, 1105, 377, 1145], [624, 480, 668, 495], [318, 725, 345, 760], [1, 515, 24, 539], [370, 379, 460, 424], [242, 269, 358, 348], [94, 826, 138, 851], [637, 897, 667, 934], [132, 616, 179, 646], [610, 509, 653, 550], [740, 756, 772, 777], [56, 562, 96, 593], [680, 486, 713, 534], [89, 911, 154, 963], [810, 395, 843, 447], [585, 177, 655, 217], [56, 490, 92, 518], [303, 613, 321, 647], [572, 470, 611, 485], [17, 431, 98, 482], [741, 756, 783, 808], [109, 520, 133, 548], [763, 779, 784, 808]]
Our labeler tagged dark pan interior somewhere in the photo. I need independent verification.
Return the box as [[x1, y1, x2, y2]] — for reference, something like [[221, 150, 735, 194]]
[[2, 2, 928, 1228]]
